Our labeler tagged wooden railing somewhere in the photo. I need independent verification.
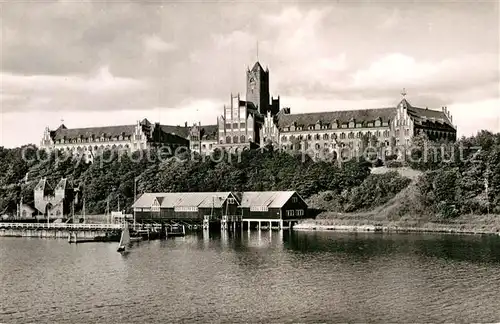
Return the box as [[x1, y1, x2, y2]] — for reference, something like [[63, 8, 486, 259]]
[[0, 223, 123, 230]]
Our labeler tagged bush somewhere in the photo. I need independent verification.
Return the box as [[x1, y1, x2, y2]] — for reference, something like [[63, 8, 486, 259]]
[[386, 160, 403, 168]]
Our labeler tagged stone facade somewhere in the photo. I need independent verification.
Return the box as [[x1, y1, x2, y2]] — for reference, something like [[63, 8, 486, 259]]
[[40, 60, 457, 159], [40, 119, 189, 162], [34, 178, 74, 219]]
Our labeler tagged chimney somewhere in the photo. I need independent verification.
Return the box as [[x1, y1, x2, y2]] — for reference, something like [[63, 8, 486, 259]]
[[199, 121, 201, 126], [441, 106, 444, 112], [184, 121, 188, 128]]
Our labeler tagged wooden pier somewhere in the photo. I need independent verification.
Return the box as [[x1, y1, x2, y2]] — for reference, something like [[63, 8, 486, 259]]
[[0, 222, 123, 240]]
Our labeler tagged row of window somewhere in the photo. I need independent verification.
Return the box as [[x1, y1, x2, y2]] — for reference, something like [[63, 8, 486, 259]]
[[250, 206, 268, 212], [55, 144, 131, 151], [281, 130, 391, 142], [220, 135, 252, 144], [225, 122, 247, 129], [286, 209, 304, 217], [174, 206, 199, 212], [395, 129, 411, 137], [283, 120, 387, 132], [282, 140, 391, 151], [57, 135, 133, 144]]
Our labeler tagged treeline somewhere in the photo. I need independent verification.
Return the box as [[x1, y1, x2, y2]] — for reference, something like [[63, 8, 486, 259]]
[[408, 130, 500, 218], [1, 130, 499, 219], [0, 145, 373, 215]]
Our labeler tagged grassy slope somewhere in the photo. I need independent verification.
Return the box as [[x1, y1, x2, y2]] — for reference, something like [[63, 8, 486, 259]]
[[305, 167, 500, 233]]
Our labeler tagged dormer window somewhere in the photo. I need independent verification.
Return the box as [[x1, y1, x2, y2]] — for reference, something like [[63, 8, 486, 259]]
[[375, 118, 381, 127]]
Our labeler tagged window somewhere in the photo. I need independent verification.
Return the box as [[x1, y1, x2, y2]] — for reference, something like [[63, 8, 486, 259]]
[[348, 132, 354, 139], [315, 134, 320, 140], [233, 136, 239, 143], [240, 135, 246, 143], [226, 136, 231, 143], [292, 197, 298, 203], [340, 133, 346, 139], [250, 206, 268, 212], [174, 206, 198, 212], [227, 197, 236, 204], [307, 134, 312, 140], [286, 210, 295, 217], [323, 134, 329, 140], [281, 136, 287, 142], [151, 201, 160, 212], [296, 209, 304, 216]]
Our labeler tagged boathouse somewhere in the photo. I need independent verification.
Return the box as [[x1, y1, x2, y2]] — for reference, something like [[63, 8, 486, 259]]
[[238, 191, 307, 229], [132, 192, 240, 222]]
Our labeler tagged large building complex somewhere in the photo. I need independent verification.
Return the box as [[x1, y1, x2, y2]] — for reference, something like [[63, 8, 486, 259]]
[[40, 60, 457, 160]]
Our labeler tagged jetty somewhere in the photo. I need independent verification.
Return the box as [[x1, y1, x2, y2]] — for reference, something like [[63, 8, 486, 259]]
[[0, 222, 122, 240]]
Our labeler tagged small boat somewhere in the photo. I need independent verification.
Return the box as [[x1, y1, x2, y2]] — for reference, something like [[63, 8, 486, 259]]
[[117, 223, 131, 252]]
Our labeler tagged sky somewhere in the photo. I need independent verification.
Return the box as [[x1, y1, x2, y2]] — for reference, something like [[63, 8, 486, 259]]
[[0, 1, 499, 148]]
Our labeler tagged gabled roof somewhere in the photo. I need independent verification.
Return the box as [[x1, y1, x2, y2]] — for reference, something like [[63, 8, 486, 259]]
[[159, 125, 190, 138], [200, 125, 218, 141], [133, 192, 235, 209], [239, 191, 298, 208], [52, 125, 136, 141], [277, 108, 396, 129]]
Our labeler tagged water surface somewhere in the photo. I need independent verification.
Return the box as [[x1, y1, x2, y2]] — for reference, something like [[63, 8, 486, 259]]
[[1, 231, 500, 323]]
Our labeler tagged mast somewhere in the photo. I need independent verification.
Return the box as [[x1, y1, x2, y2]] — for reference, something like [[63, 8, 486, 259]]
[[133, 177, 137, 229], [106, 196, 110, 224], [83, 196, 86, 223]]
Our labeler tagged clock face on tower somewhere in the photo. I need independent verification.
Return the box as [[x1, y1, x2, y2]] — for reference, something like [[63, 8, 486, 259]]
[[249, 77, 256, 90]]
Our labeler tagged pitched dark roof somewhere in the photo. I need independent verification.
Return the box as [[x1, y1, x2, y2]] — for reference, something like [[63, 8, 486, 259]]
[[251, 61, 265, 73], [277, 107, 396, 129], [200, 125, 218, 141], [159, 125, 190, 138], [401, 99, 456, 130], [52, 125, 136, 141]]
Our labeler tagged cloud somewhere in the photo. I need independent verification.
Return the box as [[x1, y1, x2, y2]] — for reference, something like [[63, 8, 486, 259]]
[[379, 9, 401, 29], [1, 2, 498, 147], [0, 67, 148, 113], [144, 35, 177, 53]]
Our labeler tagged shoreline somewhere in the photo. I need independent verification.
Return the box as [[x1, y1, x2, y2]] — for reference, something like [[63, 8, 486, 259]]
[[294, 222, 500, 236]]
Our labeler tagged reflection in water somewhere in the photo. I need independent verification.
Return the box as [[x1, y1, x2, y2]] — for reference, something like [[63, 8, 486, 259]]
[[1, 232, 500, 323]]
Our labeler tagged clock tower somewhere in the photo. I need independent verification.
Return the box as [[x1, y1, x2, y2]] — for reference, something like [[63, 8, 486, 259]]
[[246, 61, 270, 115]]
